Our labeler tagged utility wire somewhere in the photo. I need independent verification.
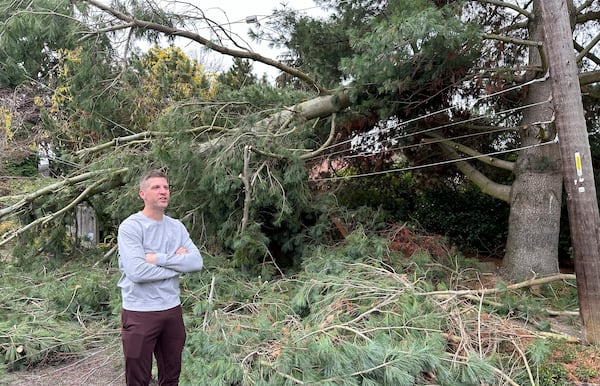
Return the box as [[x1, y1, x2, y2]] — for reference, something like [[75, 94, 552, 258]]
[[316, 73, 550, 154], [310, 137, 558, 182], [343, 126, 517, 160], [307, 98, 553, 161]]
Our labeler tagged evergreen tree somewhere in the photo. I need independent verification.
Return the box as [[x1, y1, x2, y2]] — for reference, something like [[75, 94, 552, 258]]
[[0, 0, 86, 87], [217, 58, 258, 89], [258, 0, 600, 280]]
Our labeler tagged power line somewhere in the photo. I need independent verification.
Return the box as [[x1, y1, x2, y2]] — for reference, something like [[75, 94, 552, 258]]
[[343, 126, 517, 160], [315, 74, 550, 154], [307, 98, 553, 162], [310, 137, 558, 182]]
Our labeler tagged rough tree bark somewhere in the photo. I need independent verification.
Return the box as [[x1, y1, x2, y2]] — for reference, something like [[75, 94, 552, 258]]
[[501, 0, 563, 280], [541, 0, 600, 345]]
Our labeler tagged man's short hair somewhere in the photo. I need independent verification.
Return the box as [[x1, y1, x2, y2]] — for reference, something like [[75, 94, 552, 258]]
[[140, 169, 168, 189]]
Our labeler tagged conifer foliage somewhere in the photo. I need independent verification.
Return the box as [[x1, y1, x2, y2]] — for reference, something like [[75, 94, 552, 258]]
[[2, 0, 599, 383]]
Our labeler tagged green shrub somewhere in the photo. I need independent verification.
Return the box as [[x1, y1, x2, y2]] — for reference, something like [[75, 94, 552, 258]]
[[414, 184, 509, 255]]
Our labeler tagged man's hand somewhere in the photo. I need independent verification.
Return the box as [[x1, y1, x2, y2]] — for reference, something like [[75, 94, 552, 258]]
[[145, 247, 186, 264], [145, 252, 157, 264]]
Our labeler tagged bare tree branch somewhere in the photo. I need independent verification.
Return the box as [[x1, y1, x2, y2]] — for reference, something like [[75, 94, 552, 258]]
[[477, 0, 532, 19], [82, 0, 329, 94], [419, 273, 576, 297], [300, 114, 337, 160], [482, 33, 542, 48], [239, 145, 251, 234], [425, 133, 515, 172], [576, 31, 600, 64], [437, 142, 512, 202]]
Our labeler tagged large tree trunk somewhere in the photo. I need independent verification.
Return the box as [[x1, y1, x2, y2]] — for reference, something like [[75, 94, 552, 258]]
[[501, 0, 563, 280]]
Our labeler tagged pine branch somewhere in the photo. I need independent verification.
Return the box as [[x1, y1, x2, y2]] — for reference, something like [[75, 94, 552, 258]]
[[0, 176, 112, 247], [74, 126, 228, 158], [511, 339, 536, 386], [247, 113, 338, 161], [0, 168, 127, 221], [419, 273, 576, 297], [483, 33, 541, 48], [258, 360, 304, 384]]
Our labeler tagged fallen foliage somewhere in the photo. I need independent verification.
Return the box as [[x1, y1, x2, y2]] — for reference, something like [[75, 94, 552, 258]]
[[1, 227, 597, 385]]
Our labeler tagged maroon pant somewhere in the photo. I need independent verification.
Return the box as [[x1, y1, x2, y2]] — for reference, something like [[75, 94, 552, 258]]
[[121, 305, 187, 386]]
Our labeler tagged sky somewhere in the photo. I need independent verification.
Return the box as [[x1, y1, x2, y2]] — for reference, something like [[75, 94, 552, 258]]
[[171, 0, 327, 80]]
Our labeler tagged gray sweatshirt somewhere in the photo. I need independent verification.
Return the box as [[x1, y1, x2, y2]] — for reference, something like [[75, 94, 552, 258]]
[[117, 212, 203, 311]]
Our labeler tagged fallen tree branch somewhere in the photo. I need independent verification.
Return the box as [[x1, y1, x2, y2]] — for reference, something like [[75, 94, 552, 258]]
[[0, 176, 115, 247], [418, 273, 576, 297], [239, 145, 251, 234], [83, 0, 328, 94], [300, 113, 337, 160], [75, 125, 229, 158], [0, 168, 128, 221]]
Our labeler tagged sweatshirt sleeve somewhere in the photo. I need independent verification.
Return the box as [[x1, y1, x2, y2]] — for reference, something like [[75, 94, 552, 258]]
[[154, 220, 203, 273], [117, 220, 180, 283]]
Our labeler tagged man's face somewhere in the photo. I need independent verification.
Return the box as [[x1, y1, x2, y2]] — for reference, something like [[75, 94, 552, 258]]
[[139, 176, 170, 210]]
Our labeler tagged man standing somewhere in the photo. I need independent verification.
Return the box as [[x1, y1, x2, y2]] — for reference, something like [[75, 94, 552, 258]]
[[117, 169, 203, 385]]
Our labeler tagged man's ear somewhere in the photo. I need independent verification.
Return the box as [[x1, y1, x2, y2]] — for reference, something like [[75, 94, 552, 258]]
[[138, 190, 145, 200]]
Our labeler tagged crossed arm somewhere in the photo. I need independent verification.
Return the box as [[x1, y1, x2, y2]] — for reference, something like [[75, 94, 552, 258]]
[[145, 246, 188, 264], [118, 221, 203, 283]]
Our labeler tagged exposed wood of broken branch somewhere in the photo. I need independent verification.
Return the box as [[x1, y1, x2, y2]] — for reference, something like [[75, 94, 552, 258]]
[[255, 91, 351, 132]]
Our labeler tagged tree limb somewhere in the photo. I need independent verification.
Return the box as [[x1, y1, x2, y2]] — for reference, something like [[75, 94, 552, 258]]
[[0, 176, 116, 247], [255, 90, 351, 132], [300, 113, 337, 160], [476, 0, 532, 19], [575, 42, 600, 69], [436, 142, 511, 202], [482, 33, 541, 48], [82, 0, 329, 94], [80, 22, 136, 37], [418, 273, 576, 297], [576, 31, 600, 64], [239, 145, 251, 234], [0, 168, 128, 220], [75, 125, 230, 157], [576, 0, 596, 14], [425, 133, 515, 172]]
